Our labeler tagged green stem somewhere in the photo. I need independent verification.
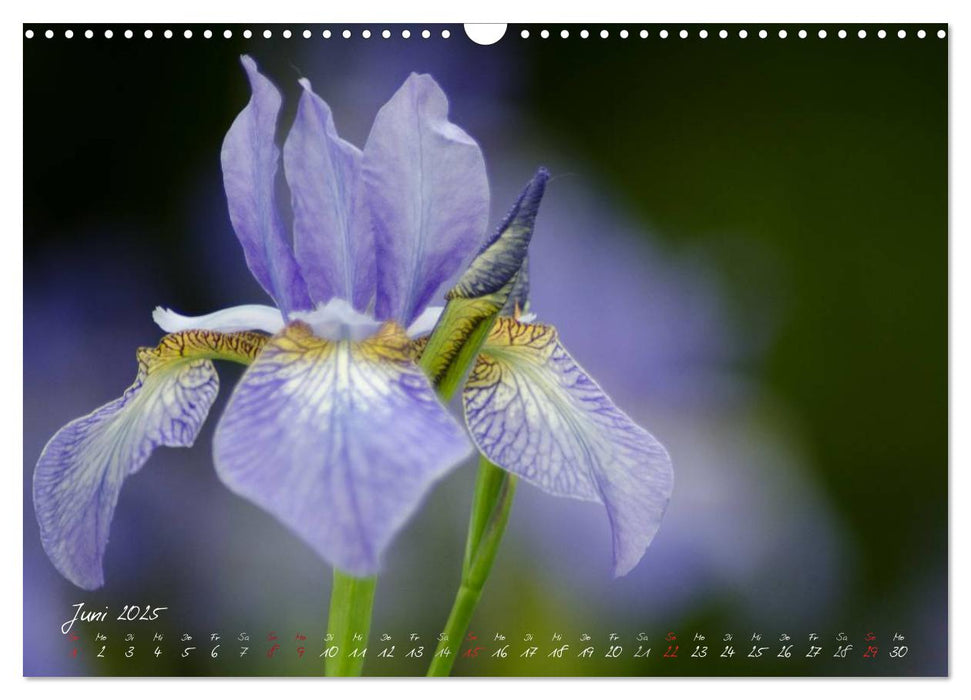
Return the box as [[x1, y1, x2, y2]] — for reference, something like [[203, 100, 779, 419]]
[[427, 457, 517, 676], [325, 570, 377, 677]]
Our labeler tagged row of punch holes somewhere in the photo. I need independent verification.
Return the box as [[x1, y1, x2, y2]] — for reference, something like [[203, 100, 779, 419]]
[[24, 26, 948, 41]]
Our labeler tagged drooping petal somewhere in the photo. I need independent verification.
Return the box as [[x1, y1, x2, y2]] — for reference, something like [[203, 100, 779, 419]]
[[213, 321, 472, 575], [364, 73, 489, 326], [153, 304, 285, 334], [283, 79, 373, 310], [222, 55, 311, 316], [463, 318, 673, 577], [33, 330, 268, 589]]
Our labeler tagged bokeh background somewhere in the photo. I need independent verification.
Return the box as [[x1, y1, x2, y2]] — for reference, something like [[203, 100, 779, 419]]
[[23, 24, 947, 676]]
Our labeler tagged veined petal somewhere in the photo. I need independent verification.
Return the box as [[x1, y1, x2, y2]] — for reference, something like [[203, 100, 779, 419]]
[[222, 55, 312, 316], [283, 79, 374, 310], [33, 330, 268, 589], [364, 73, 489, 326], [463, 318, 673, 577], [153, 304, 285, 334], [213, 321, 472, 575]]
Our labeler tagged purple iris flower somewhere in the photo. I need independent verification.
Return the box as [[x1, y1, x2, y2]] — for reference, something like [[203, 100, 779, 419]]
[[33, 55, 490, 589]]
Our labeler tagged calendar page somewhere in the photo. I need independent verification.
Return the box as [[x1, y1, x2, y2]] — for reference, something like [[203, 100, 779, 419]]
[[22, 21, 948, 678]]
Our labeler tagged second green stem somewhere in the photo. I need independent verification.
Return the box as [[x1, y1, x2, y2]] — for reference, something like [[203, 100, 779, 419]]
[[427, 456, 517, 676]]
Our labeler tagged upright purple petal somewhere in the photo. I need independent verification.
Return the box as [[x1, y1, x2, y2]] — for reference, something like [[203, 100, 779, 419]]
[[464, 318, 674, 577], [283, 80, 374, 310], [213, 322, 472, 575], [33, 356, 219, 589], [222, 55, 311, 315], [364, 73, 489, 326]]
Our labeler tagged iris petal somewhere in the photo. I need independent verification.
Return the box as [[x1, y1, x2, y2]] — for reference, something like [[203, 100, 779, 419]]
[[33, 330, 268, 589], [213, 321, 472, 576], [222, 56, 311, 316], [153, 304, 284, 335], [364, 73, 489, 326], [463, 318, 673, 577], [283, 79, 374, 311]]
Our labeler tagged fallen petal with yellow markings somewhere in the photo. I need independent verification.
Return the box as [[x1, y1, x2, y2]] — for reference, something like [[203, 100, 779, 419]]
[[463, 318, 673, 577], [213, 322, 473, 576], [33, 330, 267, 589]]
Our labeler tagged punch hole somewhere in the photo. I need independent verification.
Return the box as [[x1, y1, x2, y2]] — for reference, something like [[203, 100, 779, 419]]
[[464, 24, 507, 45]]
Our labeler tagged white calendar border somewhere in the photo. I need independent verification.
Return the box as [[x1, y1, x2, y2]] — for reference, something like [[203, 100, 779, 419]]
[[3, 0, 964, 697]]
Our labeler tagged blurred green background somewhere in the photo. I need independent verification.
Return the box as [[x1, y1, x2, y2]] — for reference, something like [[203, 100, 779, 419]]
[[23, 23, 946, 676]]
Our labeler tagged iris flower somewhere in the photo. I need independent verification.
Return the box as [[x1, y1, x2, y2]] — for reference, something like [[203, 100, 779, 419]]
[[33, 56, 492, 589], [33, 56, 673, 597]]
